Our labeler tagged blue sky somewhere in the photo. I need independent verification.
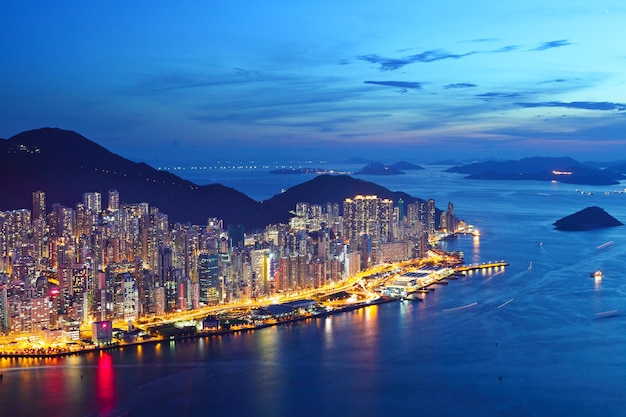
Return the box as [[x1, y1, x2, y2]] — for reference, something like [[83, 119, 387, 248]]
[[2, 1, 626, 163]]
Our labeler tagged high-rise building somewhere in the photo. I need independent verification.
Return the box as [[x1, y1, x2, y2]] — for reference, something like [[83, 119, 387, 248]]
[[108, 190, 120, 212], [0, 282, 8, 334], [32, 190, 46, 223], [446, 202, 457, 233], [83, 192, 102, 212], [397, 198, 405, 221], [342, 195, 393, 243], [228, 224, 245, 249], [427, 199, 436, 235], [198, 253, 219, 305]]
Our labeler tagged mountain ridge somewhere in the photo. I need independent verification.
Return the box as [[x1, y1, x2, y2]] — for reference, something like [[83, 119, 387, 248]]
[[446, 156, 624, 185], [1, 128, 437, 229]]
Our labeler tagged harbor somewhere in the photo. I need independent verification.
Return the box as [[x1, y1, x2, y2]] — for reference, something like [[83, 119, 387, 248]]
[[382, 261, 508, 301], [0, 259, 508, 359]]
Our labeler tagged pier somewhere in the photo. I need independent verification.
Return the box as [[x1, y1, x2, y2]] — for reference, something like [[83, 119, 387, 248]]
[[400, 261, 508, 299], [456, 261, 509, 272]]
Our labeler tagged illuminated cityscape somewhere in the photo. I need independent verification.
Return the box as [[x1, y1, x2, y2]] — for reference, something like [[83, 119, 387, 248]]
[[0, 188, 469, 351]]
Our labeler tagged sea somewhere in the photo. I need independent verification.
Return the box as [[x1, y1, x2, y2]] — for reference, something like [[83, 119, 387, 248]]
[[2, 163, 626, 417]]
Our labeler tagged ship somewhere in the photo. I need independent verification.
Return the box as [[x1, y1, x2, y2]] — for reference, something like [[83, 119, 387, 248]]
[[591, 269, 602, 278]]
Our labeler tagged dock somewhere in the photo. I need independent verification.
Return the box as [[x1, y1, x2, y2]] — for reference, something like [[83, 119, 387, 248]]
[[397, 261, 508, 299], [456, 261, 509, 272]]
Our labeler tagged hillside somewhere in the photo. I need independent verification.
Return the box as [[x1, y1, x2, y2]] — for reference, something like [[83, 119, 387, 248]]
[[0, 128, 286, 229], [264, 174, 427, 214], [554, 206, 623, 231], [1, 128, 440, 229], [446, 156, 624, 185]]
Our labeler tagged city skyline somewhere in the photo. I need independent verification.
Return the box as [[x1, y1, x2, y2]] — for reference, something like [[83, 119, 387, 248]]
[[2, 2, 626, 163]]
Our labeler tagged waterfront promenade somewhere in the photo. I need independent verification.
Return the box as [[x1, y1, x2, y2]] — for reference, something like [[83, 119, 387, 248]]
[[0, 259, 505, 359]]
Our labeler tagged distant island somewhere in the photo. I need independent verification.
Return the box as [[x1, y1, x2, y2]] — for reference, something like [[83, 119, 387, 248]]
[[554, 206, 623, 231], [446, 156, 624, 185], [268, 161, 423, 176], [269, 168, 351, 175], [355, 163, 404, 175], [388, 161, 424, 171]]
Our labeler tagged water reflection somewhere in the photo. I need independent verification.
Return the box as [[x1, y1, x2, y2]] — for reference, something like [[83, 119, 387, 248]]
[[322, 317, 333, 350], [472, 234, 480, 263], [95, 352, 115, 415]]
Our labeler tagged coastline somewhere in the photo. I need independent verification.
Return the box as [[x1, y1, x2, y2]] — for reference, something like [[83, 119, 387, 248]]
[[0, 297, 397, 359]]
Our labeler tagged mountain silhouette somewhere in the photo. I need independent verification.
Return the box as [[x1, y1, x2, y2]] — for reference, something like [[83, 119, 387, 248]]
[[1, 128, 435, 229], [354, 162, 405, 175], [554, 206, 623, 231], [264, 174, 428, 214], [446, 156, 624, 185], [0, 128, 286, 229]]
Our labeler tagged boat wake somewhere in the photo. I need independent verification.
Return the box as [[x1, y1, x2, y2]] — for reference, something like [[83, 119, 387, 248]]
[[497, 298, 514, 309], [443, 302, 478, 313], [595, 310, 618, 319]]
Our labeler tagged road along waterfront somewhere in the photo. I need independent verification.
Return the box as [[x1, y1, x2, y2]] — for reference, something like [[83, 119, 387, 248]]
[[0, 252, 504, 358]]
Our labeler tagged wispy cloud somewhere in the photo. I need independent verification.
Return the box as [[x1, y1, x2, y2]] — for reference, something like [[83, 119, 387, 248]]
[[462, 38, 501, 43], [357, 49, 477, 71], [477, 92, 526, 100], [537, 78, 568, 85], [364, 81, 423, 89], [491, 45, 520, 53], [516, 101, 626, 111], [444, 83, 477, 89], [531, 40, 573, 51]]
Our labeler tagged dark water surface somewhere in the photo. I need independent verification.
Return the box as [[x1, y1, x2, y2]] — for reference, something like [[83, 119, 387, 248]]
[[2, 167, 626, 416]]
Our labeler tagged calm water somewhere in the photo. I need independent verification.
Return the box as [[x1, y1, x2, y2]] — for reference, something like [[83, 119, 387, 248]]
[[3, 167, 626, 417]]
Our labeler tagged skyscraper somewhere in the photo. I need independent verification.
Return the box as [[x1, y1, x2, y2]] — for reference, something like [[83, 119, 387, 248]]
[[83, 192, 102, 212], [32, 190, 46, 222], [342, 195, 393, 243], [198, 253, 219, 305], [108, 190, 120, 212], [426, 199, 436, 235]]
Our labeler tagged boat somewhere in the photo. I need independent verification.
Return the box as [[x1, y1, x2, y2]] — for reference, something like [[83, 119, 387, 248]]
[[591, 269, 602, 278]]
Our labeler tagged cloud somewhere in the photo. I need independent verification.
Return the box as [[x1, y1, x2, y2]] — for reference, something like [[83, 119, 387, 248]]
[[491, 45, 520, 53], [516, 101, 626, 111], [357, 49, 476, 71], [537, 78, 567, 85], [444, 83, 477, 89], [531, 40, 572, 51], [462, 38, 501, 43], [364, 81, 423, 89], [477, 92, 525, 100]]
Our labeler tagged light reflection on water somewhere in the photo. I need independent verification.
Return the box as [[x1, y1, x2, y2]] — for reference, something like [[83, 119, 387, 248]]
[[3, 170, 626, 416]]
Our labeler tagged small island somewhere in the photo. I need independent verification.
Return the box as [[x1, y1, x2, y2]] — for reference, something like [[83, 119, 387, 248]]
[[554, 206, 623, 231], [355, 162, 405, 175]]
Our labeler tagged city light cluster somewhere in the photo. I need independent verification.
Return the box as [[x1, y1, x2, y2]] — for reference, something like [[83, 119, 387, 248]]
[[0, 190, 461, 345]]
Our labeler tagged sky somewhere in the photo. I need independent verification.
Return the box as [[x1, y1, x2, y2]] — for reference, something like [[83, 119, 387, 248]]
[[2, 1, 626, 164]]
